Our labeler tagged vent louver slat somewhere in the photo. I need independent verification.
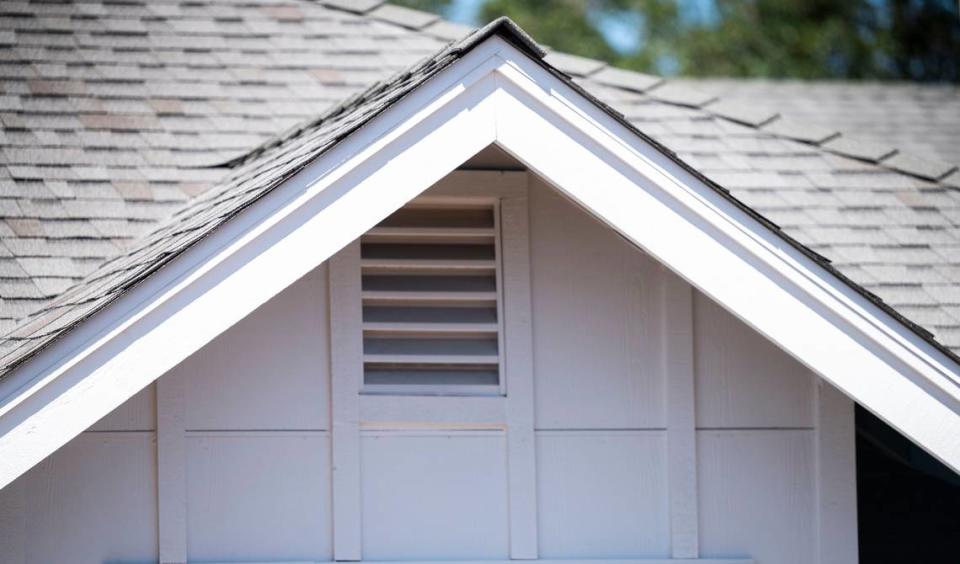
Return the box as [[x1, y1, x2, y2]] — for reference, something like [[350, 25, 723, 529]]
[[360, 205, 502, 393]]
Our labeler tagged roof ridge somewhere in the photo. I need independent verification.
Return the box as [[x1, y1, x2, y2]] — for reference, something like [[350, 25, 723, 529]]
[[313, 0, 958, 187]]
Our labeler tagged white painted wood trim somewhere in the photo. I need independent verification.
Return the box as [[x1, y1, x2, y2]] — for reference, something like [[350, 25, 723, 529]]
[[329, 242, 364, 562], [500, 182, 538, 559], [661, 268, 699, 559], [359, 395, 506, 426], [157, 373, 187, 564], [426, 170, 527, 199], [201, 558, 755, 564], [815, 378, 859, 564], [200, 560, 752, 564]]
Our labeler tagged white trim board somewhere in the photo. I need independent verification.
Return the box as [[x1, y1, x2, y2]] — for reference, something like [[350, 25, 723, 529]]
[[1, 33, 960, 493], [200, 560, 753, 564]]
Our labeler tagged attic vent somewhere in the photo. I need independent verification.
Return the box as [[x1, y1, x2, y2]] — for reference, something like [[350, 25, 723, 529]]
[[360, 204, 504, 395]]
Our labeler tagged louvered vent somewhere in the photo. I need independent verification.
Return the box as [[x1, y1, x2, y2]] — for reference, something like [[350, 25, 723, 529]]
[[361, 205, 503, 394]]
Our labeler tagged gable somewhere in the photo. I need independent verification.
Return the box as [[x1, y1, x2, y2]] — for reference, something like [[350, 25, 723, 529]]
[[1, 171, 830, 563], [0, 20, 959, 494]]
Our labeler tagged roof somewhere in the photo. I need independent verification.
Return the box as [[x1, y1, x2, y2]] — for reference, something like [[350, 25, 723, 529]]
[[678, 78, 960, 166], [1, 0, 959, 375]]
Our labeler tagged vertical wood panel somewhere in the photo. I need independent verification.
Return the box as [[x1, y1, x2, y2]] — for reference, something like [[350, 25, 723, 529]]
[[360, 431, 509, 560], [329, 241, 364, 561], [182, 267, 330, 431], [88, 384, 156, 432], [0, 470, 26, 564], [23, 433, 157, 564], [536, 431, 670, 558], [528, 178, 664, 430], [501, 187, 538, 559], [157, 371, 187, 564], [815, 380, 859, 564], [693, 293, 814, 429], [698, 429, 815, 564], [662, 269, 699, 558], [185, 433, 332, 562]]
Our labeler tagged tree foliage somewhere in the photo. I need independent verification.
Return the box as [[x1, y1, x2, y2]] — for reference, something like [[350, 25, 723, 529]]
[[392, 0, 960, 81]]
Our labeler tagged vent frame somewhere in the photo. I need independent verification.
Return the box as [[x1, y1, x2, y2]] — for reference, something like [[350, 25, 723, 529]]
[[359, 197, 507, 397]]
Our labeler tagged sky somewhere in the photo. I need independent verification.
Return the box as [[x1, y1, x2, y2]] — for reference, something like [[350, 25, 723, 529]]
[[442, 0, 722, 54]]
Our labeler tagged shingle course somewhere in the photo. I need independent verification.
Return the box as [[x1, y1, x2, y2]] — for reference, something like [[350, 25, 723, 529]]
[[591, 66, 663, 93], [422, 19, 474, 41], [543, 51, 606, 77], [681, 77, 960, 166], [368, 4, 438, 30], [702, 98, 778, 127], [762, 118, 840, 145], [882, 152, 958, 181], [822, 136, 897, 162], [645, 82, 717, 108]]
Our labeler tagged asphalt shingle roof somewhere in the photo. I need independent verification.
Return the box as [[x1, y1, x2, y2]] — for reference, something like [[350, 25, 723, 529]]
[[1, 0, 959, 376], [678, 78, 960, 166]]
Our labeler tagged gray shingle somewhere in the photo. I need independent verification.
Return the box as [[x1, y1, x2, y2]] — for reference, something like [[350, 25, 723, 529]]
[[15, 256, 81, 278], [762, 118, 840, 145], [882, 152, 958, 181], [320, 0, 385, 14], [5, 218, 43, 237], [942, 169, 960, 188], [543, 52, 606, 77], [646, 81, 717, 108], [822, 136, 897, 162], [368, 4, 439, 30], [32, 277, 74, 296], [0, 279, 43, 299], [422, 20, 474, 42], [591, 66, 663, 93], [703, 99, 779, 127], [0, 258, 27, 277]]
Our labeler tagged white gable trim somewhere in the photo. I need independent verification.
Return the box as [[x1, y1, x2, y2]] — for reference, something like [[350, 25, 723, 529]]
[[1, 36, 959, 489]]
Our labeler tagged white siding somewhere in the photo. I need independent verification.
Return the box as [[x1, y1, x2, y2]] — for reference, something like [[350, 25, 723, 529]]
[[698, 430, 816, 564], [529, 178, 665, 430], [185, 432, 332, 562], [360, 431, 510, 560], [0, 433, 157, 564], [0, 169, 852, 564], [180, 266, 330, 431], [536, 431, 670, 559], [175, 266, 332, 562], [694, 292, 814, 429], [88, 384, 156, 432]]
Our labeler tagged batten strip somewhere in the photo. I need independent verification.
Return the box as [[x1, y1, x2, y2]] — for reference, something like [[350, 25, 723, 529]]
[[330, 242, 365, 561], [157, 374, 187, 564], [662, 270, 699, 558]]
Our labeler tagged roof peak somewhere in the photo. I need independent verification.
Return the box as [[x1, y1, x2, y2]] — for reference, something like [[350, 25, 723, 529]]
[[216, 14, 545, 170]]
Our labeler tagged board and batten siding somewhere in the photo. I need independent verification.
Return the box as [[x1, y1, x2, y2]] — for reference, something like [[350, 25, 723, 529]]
[[0, 170, 855, 564]]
